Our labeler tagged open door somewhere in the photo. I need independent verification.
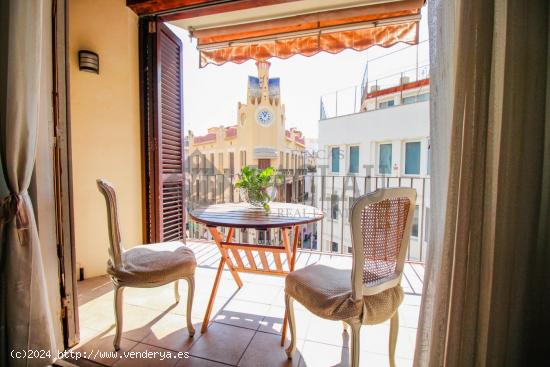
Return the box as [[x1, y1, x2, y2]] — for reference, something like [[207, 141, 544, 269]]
[[141, 20, 186, 243]]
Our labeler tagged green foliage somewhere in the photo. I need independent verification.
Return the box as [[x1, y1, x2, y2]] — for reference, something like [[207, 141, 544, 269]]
[[235, 166, 281, 213]]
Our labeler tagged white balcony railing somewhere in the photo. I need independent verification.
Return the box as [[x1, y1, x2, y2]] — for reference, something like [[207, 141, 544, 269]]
[[186, 172, 429, 263]]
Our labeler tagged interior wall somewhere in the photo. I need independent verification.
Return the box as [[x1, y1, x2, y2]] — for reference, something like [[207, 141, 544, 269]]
[[68, 0, 142, 278]]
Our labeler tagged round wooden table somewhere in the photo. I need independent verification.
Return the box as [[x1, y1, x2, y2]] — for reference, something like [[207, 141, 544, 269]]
[[190, 202, 324, 341]]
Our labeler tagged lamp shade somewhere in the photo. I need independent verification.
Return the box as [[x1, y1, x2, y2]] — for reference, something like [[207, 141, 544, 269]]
[[79, 50, 99, 73]]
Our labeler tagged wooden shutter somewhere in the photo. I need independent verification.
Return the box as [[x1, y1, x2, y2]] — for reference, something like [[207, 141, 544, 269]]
[[155, 22, 185, 242]]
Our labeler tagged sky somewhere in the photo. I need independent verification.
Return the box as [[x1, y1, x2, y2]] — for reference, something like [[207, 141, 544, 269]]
[[168, 7, 429, 140]]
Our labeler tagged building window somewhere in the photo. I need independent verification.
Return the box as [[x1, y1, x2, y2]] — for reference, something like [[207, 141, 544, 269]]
[[412, 205, 419, 237], [403, 93, 430, 105], [378, 143, 392, 175], [286, 153, 289, 169], [229, 152, 235, 174], [210, 153, 215, 173], [405, 141, 421, 175], [378, 100, 395, 109], [402, 95, 416, 104], [416, 93, 430, 102], [200, 154, 206, 172], [258, 159, 271, 169], [331, 194, 339, 220], [331, 147, 340, 173], [331, 241, 338, 253], [218, 153, 223, 172], [349, 146, 359, 173], [279, 152, 284, 169]]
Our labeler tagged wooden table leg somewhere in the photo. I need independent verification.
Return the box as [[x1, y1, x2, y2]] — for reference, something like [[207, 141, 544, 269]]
[[202, 227, 243, 333], [208, 226, 243, 288], [281, 225, 300, 346], [201, 256, 226, 333]]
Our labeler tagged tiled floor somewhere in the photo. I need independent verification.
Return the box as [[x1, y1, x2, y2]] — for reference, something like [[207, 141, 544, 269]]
[[71, 241, 423, 367]]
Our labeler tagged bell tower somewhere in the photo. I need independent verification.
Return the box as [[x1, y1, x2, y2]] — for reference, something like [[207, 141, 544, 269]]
[[257, 61, 270, 104]]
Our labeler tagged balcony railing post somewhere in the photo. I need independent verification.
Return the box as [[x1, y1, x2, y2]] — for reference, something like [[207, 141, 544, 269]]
[[419, 177, 426, 262], [320, 176, 325, 251], [340, 176, 345, 254], [354, 85, 357, 113], [400, 72, 404, 105], [335, 90, 338, 117]]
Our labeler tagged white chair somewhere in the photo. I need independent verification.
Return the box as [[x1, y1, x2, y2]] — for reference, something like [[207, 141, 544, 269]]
[[284, 188, 416, 367], [97, 179, 196, 350]]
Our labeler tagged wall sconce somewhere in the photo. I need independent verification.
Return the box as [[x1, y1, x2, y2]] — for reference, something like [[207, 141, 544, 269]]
[[79, 50, 99, 74]]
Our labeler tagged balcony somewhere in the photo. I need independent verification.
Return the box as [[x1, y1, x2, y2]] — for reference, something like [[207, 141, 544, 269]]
[[73, 241, 422, 366], [67, 172, 427, 366], [186, 173, 429, 263]]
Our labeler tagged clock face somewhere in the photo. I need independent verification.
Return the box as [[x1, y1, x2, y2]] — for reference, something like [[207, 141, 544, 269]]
[[256, 107, 274, 126]]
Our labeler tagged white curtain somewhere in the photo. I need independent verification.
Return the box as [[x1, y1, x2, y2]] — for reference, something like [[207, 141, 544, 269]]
[[1, 0, 58, 366], [416, 0, 550, 365]]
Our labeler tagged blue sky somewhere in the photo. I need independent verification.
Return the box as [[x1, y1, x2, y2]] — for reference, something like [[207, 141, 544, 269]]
[[168, 6, 428, 140]]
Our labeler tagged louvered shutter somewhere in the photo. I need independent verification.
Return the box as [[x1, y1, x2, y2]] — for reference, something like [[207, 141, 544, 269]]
[[155, 23, 185, 242]]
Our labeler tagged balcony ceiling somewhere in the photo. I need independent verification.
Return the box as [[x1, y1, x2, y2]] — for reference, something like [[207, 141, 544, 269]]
[[127, 1, 423, 67], [164, 0, 416, 30]]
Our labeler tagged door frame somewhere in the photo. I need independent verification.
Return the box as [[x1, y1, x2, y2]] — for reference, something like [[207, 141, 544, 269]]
[[53, 0, 79, 348]]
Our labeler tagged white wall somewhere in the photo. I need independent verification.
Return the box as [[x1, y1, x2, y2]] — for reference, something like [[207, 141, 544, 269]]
[[318, 101, 430, 176], [314, 101, 430, 255]]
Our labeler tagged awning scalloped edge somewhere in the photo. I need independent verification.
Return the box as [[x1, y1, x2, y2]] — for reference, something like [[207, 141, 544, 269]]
[[199, 21, 419, 68]]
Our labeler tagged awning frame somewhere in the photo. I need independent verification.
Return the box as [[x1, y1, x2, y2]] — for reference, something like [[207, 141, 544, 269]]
[[196, 14, 421, 51]]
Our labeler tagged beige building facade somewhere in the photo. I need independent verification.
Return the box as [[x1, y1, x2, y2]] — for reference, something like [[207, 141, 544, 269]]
[[188, 61, 305, 175]]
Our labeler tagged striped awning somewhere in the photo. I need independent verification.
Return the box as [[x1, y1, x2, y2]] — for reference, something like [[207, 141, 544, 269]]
[[190, 1, 423, 67]]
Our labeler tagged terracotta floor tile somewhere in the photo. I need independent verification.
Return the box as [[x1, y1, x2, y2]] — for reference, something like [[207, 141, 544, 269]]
[[73, 334, 137, 366], [238, 331, 301, 367], [140, 313, 202, 352], [360, 324, 417, 359], [188, 323, 255, 365], [305, 316, 349, 347], [113, 344, 180, 367], [298, 341, 349, 367], [190, 292, 231, 320], [396, 305, 420, 329], [213, 299, 269, 330], [175, 356, 231, 366], [259, 305, 311, 341], [232, 282, 282, 305], [76, 254, 423, 366]]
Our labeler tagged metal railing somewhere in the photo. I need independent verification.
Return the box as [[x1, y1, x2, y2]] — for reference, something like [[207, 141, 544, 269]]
[[186, 172, 429, 263], [320, 64, 430, 120]]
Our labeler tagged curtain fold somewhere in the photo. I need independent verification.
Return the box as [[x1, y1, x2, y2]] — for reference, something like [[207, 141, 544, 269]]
[[1, 0, 58, 365], [415, 0, 549, 365]]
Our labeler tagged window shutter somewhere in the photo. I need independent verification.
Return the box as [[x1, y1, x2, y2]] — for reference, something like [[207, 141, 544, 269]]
[[155, 23, 185, 242]]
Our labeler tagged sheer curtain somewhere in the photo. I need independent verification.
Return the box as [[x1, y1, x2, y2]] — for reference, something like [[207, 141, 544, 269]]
[[0, 0, 58, 365], [415, 0, 549, 365]]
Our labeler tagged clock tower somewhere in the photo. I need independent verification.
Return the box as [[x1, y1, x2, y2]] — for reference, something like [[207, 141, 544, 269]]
[[237, 61, 286, 168], [189, 60, 305, 176]]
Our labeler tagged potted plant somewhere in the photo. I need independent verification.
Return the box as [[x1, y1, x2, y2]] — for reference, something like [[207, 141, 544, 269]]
[[235, 166, 281, 212]]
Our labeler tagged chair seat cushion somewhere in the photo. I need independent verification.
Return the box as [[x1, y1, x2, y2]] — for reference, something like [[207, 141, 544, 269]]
[[108, 241, 196, 284], [285, 264, 403, 323]]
